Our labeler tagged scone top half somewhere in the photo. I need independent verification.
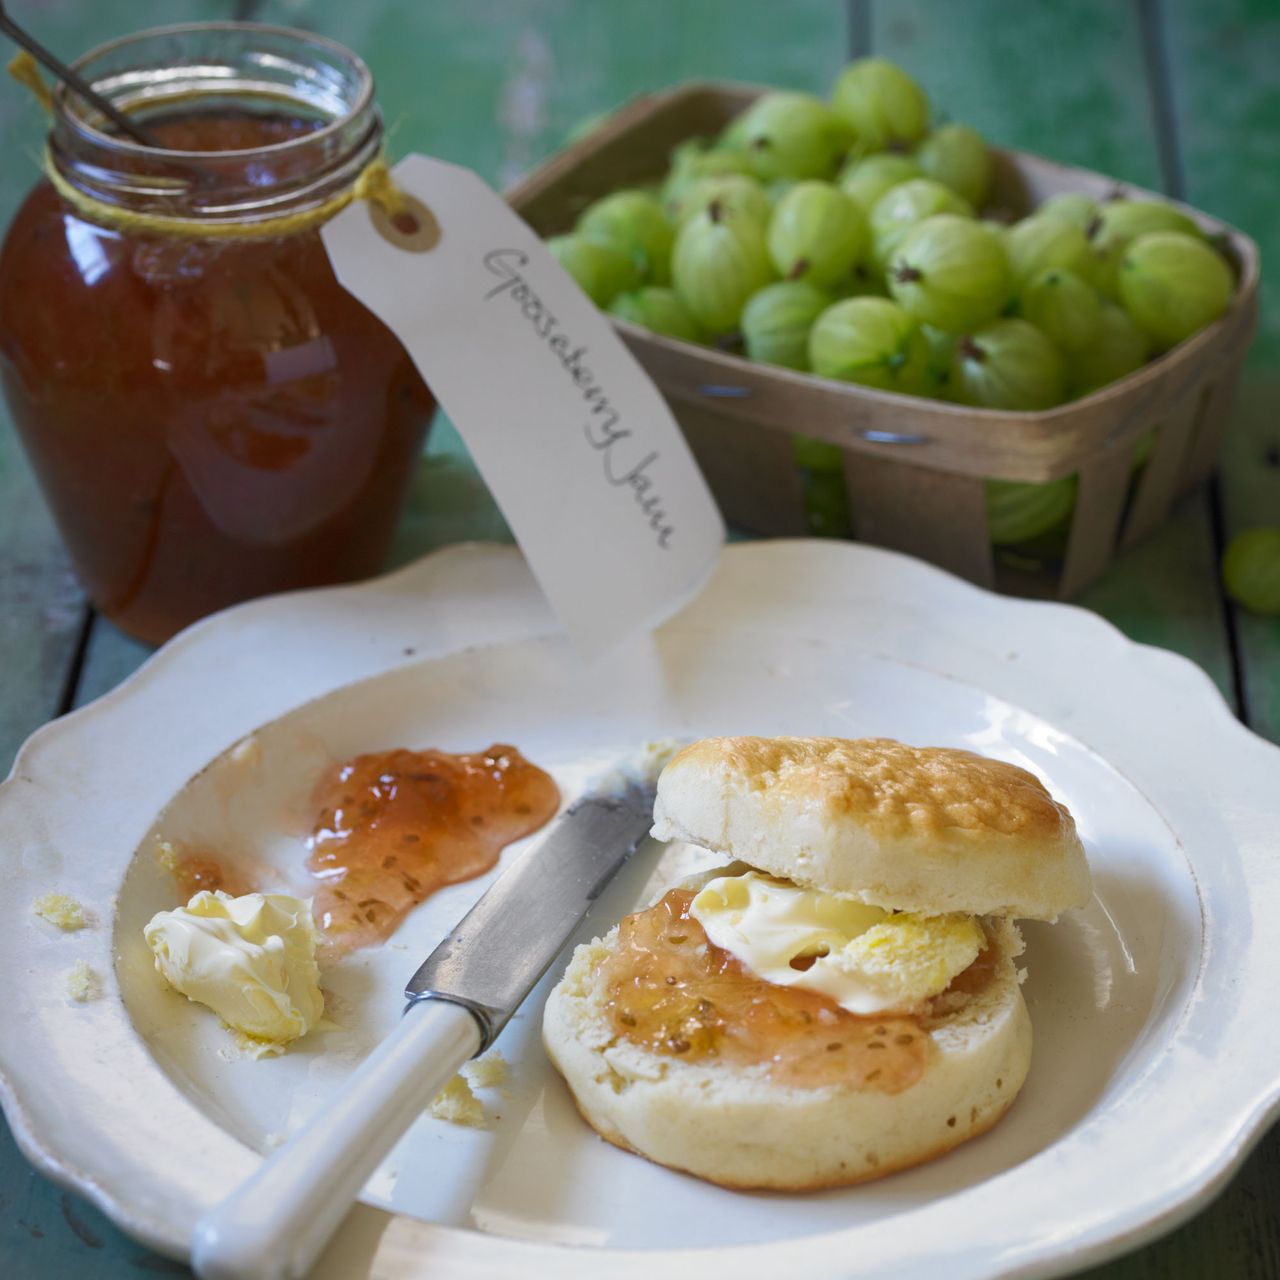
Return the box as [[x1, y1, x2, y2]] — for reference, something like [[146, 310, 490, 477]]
[[651, 736, 1091, 921]]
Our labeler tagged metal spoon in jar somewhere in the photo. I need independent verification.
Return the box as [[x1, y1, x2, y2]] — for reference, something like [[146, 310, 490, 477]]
[[0, 2, 159, 146]]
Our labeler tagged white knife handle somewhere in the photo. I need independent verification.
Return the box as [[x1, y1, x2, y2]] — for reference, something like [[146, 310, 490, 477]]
[[192, 999, 481, 1280]]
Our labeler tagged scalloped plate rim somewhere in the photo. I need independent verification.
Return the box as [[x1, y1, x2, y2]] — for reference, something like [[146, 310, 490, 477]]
[[0, 539, 1276, 1280]]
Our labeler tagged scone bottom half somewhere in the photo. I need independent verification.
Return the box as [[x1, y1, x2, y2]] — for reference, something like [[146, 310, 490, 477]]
[[543, 912, 1031, 1191], [542, 736, 1088, 1191]]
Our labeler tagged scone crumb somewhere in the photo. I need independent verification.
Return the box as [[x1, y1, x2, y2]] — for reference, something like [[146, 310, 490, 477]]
[[65, 961, 98, 1002], [428, 1074, 489, 1129], [33, 892, 87, 931], [263, 1132, 286, 1150], [463, 1049, 509, 1090]]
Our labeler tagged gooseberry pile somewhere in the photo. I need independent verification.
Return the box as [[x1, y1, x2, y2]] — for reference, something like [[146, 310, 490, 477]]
[[548, 58, 1239, 548]]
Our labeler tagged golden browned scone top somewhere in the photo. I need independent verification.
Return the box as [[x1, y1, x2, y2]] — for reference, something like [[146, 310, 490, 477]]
[[653, 736, 1092, 919], [671, 736, 1075, 843]]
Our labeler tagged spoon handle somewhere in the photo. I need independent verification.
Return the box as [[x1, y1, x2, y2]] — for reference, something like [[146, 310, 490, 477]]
[[0, 2, 158, 145]]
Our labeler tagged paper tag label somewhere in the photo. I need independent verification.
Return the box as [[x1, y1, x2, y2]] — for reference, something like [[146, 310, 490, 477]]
[[322, 154, 724, 657]]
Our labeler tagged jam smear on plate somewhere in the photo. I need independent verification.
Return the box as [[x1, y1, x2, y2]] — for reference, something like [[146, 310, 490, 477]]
[[172, 854, 254, 901], [306, 745, 559, 954], [604, 889, 993, 1091]]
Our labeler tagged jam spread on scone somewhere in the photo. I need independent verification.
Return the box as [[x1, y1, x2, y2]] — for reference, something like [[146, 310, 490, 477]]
[[307, 744, 559, 954], [604, 889, 994, 1091]]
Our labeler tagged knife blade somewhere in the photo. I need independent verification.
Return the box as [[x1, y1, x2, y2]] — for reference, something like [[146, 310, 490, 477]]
[[192, 778, 657, 1280], [404, 778, 657, 1045]]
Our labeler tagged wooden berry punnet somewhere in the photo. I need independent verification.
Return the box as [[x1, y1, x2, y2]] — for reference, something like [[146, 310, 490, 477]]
[[507, 81, 1260, 597]]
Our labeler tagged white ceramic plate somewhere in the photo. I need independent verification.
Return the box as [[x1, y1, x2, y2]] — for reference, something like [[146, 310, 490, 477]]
[[2, 542, 1278, 1280]]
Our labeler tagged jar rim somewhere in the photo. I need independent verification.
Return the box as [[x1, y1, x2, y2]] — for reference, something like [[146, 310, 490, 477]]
[[56, 20, 376, 160]]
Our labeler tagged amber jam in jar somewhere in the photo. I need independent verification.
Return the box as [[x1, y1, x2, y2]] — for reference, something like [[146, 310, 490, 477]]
[[0, 24, 435, 642]]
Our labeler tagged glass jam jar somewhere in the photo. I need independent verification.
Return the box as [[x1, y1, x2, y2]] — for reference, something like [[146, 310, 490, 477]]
[[0, 23, 436, 643]]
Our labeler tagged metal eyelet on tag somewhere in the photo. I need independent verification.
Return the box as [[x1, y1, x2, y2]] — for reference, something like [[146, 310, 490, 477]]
[[369, 194, 441, 253]]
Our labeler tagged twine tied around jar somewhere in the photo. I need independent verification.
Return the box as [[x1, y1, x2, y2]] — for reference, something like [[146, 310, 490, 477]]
[[8, 49, 433, 245]]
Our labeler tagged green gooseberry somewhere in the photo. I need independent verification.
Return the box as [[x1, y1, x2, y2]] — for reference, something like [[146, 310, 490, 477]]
[[808, 296, 931, 394], [1118, 231, 1234, 349], [1005, 214, 1096, 292], [608, 287, 703, 342], [1222, 528, 1280, 616], [548, 234, 642, 307], [1131, 426, 1158, 468], [800, 468, 852, 537], [660, 147, 754, 218], [1088, 198, 1203, 297], [670, 173, 772, 228], [921, 324, 957, 395], [1067, 301, 1150, 396], [1037, 192, 1101, 234], [985, 476, 1078, 545], [887, 214, 1011, 333], [793, 436, 845, 473], [870, 177, 973, 269], [949, 317, 1066, 411], [578, 190, 675, 285], [672, 199, 776, 334], [767, 181, 870, 286], [1099, 198, 1202, 243], [741, 280, 832, 369], [737, 91, 854, 182], [915, 123, 992, 209], [837, 153, 922, 213], [716, 112, 753, 153], [1019, 268, 1103, 353], [830, 57, 930, 150]]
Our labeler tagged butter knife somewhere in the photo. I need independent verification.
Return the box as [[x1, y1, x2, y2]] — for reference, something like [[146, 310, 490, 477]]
[[192, 778, 656, 1280]]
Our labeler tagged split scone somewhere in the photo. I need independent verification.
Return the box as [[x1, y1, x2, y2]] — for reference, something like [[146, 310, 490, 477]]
[[543, 736, 1091, 1190]]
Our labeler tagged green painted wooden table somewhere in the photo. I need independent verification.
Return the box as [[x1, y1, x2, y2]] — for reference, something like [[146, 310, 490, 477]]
[[1, 1, 1277, 1275]]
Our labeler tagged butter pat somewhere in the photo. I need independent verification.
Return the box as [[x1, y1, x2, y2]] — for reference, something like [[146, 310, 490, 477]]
[[144, 891, 324, 1047], [690, 871, 984, 1014]]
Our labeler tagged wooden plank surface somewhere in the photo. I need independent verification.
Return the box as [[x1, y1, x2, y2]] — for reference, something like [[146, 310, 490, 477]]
[[1164, 0, 1280, 743], [0, 7, 264, 1275], [0, 1, 1275, 1277], [1125, 9, 1280, 1274], [866, 0, 1166, 189], [0, 0, 238, 748], [0, 441, 84, 769]]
